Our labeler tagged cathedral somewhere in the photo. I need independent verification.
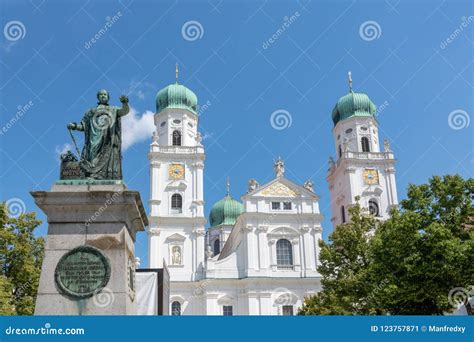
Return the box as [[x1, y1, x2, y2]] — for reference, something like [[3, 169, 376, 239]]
[[146, 71, 398, 315]]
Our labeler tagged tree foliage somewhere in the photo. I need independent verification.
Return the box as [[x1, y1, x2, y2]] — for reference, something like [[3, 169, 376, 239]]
[[0, 202, 44, 315], [299, 175, 474, 315]]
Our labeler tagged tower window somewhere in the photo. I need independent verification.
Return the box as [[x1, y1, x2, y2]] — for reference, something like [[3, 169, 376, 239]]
[[338, 145, 342, 158], [223, 305, 233, 316], [276, 239, 293, 266], [361, 137, 370, 152], [171, 301, 181, 316], [214, 239, 220, 255], [369, 199, 380, 216], [341, 205, 346, 223], [271, 202, 281, 210], [172, 130, 182, 146], [282, 305, 294, 316], [283, 202, 292, 210], [171, 194, 182, 213]]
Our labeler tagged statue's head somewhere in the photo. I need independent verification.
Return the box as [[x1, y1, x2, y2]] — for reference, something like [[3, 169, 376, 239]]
[[96, 89, 109, 105]]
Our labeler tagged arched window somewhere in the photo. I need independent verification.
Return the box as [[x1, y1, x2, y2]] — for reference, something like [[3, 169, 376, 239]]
[[213, 239, 220, 255], [361, 137, 370, 152], [368, 199, 380, 216], [341, 205, 346, 223], [172, 130, 181, 146], [338, 144, 342, 158], [171, 301, 181, 316], [171, 194, 182, 213], [276, 239, 293, 266]]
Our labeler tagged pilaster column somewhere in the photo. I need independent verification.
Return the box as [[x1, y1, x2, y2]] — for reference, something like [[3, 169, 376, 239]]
[[243, 225, 255, 272], [300, 226, 313, 273], [148, 227, 161, 268], [256, 225, 268, 270], [292, 238, 301, 272], [149, 160, 161, 217]]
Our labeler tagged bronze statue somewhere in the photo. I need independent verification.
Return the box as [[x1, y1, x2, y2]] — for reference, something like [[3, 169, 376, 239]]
[[67, 90, 129, 180]]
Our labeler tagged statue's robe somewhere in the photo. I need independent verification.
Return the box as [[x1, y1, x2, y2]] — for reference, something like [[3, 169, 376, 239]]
[[79, 104, 127, 180]]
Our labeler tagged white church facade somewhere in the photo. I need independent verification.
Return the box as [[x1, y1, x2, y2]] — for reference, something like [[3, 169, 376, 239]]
[[146, 71, 398, 315]]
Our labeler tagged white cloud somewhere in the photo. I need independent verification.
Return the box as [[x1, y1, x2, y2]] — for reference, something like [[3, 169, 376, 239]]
[[124, 80, 156, 101], [55, 143, 73, 162], [121, 107, 155, 151]]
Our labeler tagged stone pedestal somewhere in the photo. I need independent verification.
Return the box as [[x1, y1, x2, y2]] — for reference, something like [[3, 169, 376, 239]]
[[31, 183, 148, 315]]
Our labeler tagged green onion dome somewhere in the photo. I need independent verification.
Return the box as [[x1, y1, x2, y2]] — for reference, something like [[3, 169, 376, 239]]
[[331, 91, 376, 126], [209, 194, 244, 227], [156, 82, 198, 114]]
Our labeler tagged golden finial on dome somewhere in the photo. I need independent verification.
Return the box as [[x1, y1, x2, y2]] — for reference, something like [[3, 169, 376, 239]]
[[348, 71, 353, 92], [175, 63, 179, 83], [226, 177, 230, 195]]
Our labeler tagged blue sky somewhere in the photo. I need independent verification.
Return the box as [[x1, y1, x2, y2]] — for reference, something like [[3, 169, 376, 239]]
[[1, 0, 472, 267]]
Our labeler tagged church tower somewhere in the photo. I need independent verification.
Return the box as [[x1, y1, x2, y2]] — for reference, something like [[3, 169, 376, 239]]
[[327, 72, 398, 228], [148, 66, 206, 281]]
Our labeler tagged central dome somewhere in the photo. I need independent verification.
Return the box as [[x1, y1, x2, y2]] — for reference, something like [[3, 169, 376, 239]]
[[209, 194, 244, 227], [155, 82, 198, 114], [331, 91, 376, 126]]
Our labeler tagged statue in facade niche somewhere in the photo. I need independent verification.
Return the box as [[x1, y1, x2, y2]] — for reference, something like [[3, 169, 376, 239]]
[[67, 90, 129, 180], [172, 246, 182, 265]]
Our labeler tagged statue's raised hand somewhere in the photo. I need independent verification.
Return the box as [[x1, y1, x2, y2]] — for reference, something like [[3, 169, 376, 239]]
[[119, 95, 129, 104], [67, 122, 77, 130]]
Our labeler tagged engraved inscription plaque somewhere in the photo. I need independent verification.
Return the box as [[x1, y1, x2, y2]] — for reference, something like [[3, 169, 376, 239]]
[[54, 245, 111, 299]]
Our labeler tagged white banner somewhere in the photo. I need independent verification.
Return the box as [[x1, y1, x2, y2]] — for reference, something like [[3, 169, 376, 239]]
[[136, 272, 158, 315]]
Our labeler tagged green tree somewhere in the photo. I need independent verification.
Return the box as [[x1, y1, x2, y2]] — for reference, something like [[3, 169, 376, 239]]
[[370, 175, 473, 315], [299, 175, 473, 315], [299, 200, 379, 315], [0, 202, 44, 315]]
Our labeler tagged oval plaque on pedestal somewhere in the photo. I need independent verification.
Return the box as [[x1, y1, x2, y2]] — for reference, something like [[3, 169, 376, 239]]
[[54, 245, 111, 299]]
